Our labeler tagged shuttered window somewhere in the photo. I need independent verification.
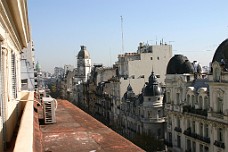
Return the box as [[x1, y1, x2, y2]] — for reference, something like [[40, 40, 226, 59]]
[[11, 51, 17, 98]]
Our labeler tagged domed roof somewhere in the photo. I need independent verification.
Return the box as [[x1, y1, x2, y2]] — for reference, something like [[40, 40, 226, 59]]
[[123, 84, 135, 101], [144, 72, 162, 96], [212, 39, 228, 68], [35, 62, 41, 71], [166, 54, 194, 74], [77, 45, 90, 59]]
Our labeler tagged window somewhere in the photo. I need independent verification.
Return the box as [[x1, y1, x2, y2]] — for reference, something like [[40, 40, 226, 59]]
[[177, 135, 181, 148], [204, 96, 209, 110], [187, 94, 190, 105], [11, 51, 17, 99], [187, 139, 191, 151], [176, 92, 180, 104], [150, 57, 153, 60], [166, 92, 171, 103], [204, 124, 209, 138], [177, 117, 180, 128], [199, 96, 203, 109], [218, 128, 223, 142], [192, 141, 196, 152], [200, 144, 203, 152], [157, 57, 159, 60], [217, 97, 223, 113], [199, 123, 203, 136], [204, 146, 209, 152], [157, 128, 161, 137], [192, 121, 196, 133], [187, 119, 190, 128], [191, 95, 195, 107]]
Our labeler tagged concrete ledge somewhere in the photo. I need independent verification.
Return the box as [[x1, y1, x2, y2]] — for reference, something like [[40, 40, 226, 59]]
[[13, 99, 34, 152]]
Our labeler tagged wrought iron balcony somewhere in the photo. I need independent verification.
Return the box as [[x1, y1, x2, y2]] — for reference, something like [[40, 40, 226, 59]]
[[183, 128, 210, 144], [174, 127, 182, 133], [214, 140, 225, 149], [183, 105, 207, 117]]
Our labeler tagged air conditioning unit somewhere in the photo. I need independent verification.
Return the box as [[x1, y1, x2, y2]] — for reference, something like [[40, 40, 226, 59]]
[[43, 97, 57, 124]]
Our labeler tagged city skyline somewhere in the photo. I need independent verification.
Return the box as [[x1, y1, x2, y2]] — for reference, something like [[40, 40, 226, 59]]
[[28, 0, 228, 72]]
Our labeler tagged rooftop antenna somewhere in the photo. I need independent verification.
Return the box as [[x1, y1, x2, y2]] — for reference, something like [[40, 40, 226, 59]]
[[120, 16, 124, 53]]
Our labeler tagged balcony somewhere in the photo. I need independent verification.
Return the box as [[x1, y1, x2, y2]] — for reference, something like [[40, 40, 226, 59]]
[[214, 140, 225, 149], [174, 127, 182, 133], [141, 117, 165, 123], [211, 112, 224, 119], [14, 91, 34, 152], [174, 105, 181, 112], [183, 128, 210, 144], [183, 105, 207, 117]]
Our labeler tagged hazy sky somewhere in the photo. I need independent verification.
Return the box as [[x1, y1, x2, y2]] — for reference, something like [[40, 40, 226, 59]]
[[28, 0, 228, 72]]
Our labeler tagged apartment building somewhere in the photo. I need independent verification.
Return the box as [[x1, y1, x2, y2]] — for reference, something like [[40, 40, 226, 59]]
[[165, 39, 228, 152], [0, 0, 32, 151]]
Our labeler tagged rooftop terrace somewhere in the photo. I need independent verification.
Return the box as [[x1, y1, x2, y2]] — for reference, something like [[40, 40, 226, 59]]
[[31, 99, 143, 152]]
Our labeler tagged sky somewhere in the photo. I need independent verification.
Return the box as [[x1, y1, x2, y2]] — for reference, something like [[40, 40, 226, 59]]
[[28, 0, 228, 73]]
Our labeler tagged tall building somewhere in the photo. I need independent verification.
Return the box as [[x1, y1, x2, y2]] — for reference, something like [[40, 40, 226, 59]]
[[164, 39, 228, 152], [76, 45, 92, 82]]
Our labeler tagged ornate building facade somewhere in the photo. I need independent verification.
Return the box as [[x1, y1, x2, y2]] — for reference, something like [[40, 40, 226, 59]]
[[164, 39, 228, 152]]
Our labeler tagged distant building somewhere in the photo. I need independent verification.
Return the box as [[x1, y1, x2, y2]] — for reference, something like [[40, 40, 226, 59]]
[[54, 67, 64, 78], [64, 64, 74, 75], [164, 39, 228, 152], [21, 41, 35, 91]]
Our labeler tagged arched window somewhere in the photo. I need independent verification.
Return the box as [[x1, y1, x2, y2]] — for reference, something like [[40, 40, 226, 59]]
[[204, 96, 209, 110], [199, 96, 203, 109], [217, 97, 223, 113], [187, 94, 190, 105], [214, 68, 220, 82], [166, 91, 171, 103], [191, 95, 195, 107]]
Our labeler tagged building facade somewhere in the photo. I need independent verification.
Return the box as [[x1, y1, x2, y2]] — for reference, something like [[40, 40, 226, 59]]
[[165, 40, 228, 152], [0, 0, 32, 150]]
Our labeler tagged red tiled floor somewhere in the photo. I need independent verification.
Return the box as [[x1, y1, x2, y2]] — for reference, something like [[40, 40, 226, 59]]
[[38, 99, 144, 152]]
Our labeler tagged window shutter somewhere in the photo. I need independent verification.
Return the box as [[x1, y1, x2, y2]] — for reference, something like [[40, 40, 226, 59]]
[[11, 51, 16, 98]]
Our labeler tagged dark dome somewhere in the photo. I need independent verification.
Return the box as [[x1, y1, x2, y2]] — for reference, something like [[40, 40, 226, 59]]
[[123, 84, 135, 101], [144, 72, 162, 96], [212, 39, 228, 68], [77, 45, 90, 59], [166, 54, 194, 74]]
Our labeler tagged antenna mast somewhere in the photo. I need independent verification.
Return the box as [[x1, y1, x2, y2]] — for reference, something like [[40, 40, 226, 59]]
[[121, 16, 124, 53]]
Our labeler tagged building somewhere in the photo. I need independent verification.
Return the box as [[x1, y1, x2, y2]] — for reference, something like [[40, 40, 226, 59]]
[[54, 67, 64, 78], [76, 45, 92, 83], [117, 42, 172, 84], [64, 64, 74, 75], [164, 39, 228, 152], [21, 41, 35, 91], [119, 72, 165, 141], [0, 0, 33, 151]]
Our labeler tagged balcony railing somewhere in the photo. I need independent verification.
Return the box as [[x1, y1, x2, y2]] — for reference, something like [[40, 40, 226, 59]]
[[211, 112, 224, 119], [214, 140, 225, 149], [14, 91, 34, 152], [174, 127, 182, 133], [183, 105, 207, 117], [183, 128, 210, 144]]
